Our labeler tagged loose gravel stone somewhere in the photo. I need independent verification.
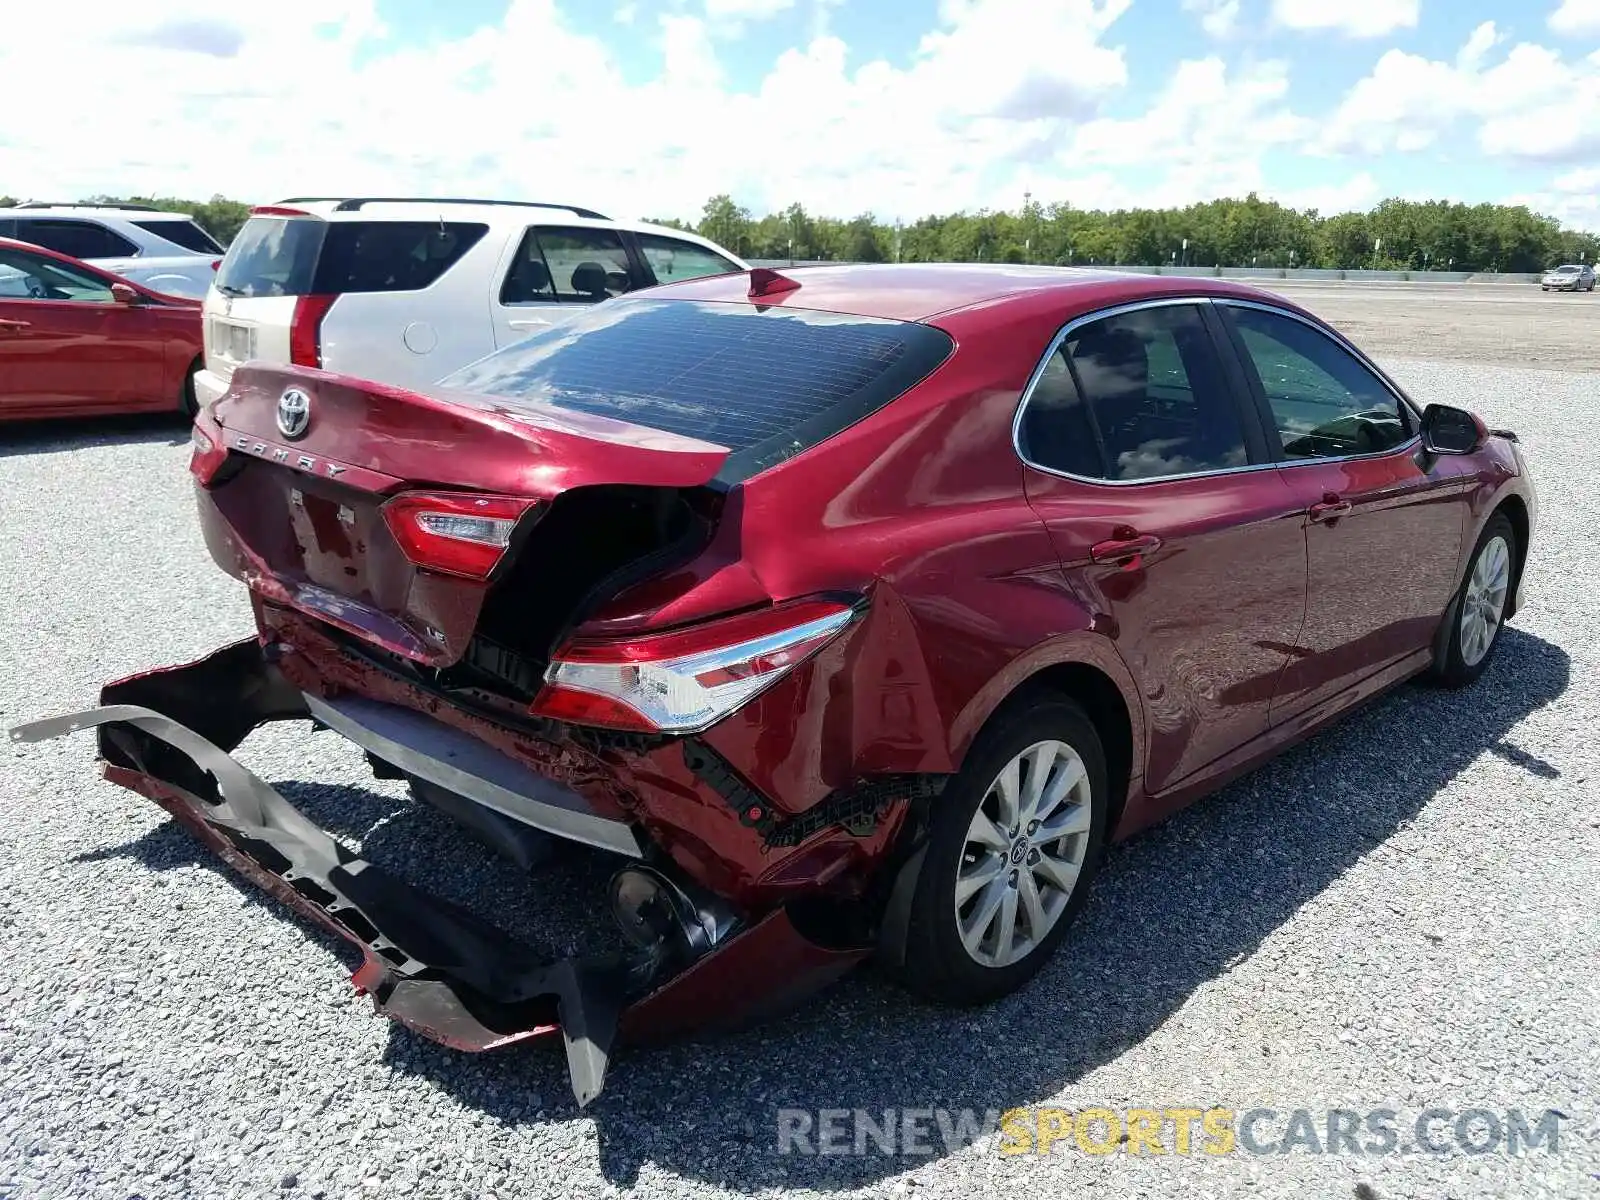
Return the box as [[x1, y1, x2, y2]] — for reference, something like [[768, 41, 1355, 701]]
[[2, 346, 1597, 1199]]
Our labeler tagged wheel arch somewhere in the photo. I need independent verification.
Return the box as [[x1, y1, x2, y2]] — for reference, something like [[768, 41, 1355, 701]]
[[1492, 493, 1529, 620], [950, 646, 1143, 840]]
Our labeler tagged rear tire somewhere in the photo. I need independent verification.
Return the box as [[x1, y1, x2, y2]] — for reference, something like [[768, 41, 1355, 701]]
[[1429, 513, 1516, 689], [893, 693, 1108, 1006], [179, 359, 201, 418]]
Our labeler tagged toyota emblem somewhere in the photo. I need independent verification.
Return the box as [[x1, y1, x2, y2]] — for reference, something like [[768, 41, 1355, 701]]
[[277, 388, 312, 440]]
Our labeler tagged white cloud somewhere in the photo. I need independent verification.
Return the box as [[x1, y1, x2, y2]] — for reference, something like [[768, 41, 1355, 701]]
[[1071, 58, 1308, 175], [0, 0, 1590, 232], [1456, 20, 1502, 70], [1276, 172, 1382, 214], [1181, 0, 1240, 38], [1506, 169, 1600, 233], [1319, 23, 1600, 165], [1549, 0, 1600, 35], [704, 0, 796, 17], [0, 0, 1142, 222], [1272, 0, 1420, 38]]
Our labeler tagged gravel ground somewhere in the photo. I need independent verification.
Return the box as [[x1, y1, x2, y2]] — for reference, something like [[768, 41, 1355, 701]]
[[2, 354, 1597, 1200]]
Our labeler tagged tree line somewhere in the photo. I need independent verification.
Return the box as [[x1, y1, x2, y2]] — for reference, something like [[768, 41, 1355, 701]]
[[672, 193, 1598, 273], [4, 190, 1594, 273]]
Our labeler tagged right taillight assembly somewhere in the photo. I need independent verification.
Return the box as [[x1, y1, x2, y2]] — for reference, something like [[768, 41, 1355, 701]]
[[531, 599, 862, 734]]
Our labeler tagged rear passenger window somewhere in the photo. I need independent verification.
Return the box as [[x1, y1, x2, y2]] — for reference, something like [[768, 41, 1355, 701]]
[[14, 219, 138, 260], [1019, 304, 1249, 481], [1227, 306, 1410, 460], [636, 234, 740, 284], [501, 227, 635, 304], [313, 222, 487, 294]]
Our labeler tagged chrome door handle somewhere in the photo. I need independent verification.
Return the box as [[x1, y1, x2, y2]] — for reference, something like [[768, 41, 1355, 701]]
[[1090, 533, 1162, 564]]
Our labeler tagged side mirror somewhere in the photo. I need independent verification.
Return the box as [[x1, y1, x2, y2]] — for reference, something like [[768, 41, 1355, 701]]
[[1420, 402, 1486, 455], [110, 282, 140, 306]]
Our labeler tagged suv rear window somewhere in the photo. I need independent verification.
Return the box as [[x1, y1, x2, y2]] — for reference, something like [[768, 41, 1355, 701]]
[[442, 298, 954, 481], [215, 218, 487, 297], [133, 219, 224, 254]]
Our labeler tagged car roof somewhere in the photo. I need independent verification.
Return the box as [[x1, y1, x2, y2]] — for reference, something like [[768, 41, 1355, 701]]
[[262, 198, 728, 244], [640, 262, 1301, 324], [0, 205, 195, 221]]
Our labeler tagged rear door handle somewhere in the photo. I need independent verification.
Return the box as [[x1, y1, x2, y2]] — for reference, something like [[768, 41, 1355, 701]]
[[1090, 533, 1163, 564], [1308, 494, 1352, 523], [508, 318, 551, 330]]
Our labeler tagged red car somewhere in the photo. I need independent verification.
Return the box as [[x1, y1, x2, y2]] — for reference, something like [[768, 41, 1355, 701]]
[[0, 236, 203, 420], [16, 264, 1534, 1105]]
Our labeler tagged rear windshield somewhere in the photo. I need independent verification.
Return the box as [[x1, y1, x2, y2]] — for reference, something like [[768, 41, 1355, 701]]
[[441, 298, 954, 482], [133, 219, 224, 254], [215, 218, 487, 297]]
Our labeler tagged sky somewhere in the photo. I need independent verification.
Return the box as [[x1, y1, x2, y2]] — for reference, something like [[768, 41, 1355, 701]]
[[3, 0, 1598, 229]]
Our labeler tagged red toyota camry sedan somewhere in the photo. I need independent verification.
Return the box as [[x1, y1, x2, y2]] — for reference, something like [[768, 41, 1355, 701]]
[[16, 264, 1534, 1105], [0, 237, 203, 421]]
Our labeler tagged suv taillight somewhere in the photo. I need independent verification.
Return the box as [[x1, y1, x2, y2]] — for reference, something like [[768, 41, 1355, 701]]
[[531, 599, 861, 734], [289, 294, 337, 368]]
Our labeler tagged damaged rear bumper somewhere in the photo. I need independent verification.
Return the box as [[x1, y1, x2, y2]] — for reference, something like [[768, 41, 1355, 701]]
[[10, 639, 870, 1107]]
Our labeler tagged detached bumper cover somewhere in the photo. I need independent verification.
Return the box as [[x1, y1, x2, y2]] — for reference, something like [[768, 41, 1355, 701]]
[[10, 639, 868, 1107]]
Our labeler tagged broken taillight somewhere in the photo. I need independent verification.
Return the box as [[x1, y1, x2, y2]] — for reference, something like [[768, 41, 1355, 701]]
[[380, 491, 537, 581], [189, 417, 228, 485], [531, 599, 860, 734]]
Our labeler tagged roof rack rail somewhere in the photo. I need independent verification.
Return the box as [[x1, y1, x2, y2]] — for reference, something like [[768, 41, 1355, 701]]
[[276, 197, 610, 220], [14, 201, 164, 212]]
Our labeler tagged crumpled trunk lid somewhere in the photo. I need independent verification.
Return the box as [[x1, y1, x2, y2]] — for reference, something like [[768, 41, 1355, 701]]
[[197, 365, 730, 667]]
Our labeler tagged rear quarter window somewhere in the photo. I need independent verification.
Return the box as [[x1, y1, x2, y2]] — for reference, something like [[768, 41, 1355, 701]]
[[442, 299, 954, 483], [215, 218, 487, 297], [133, 219, 224, 254]]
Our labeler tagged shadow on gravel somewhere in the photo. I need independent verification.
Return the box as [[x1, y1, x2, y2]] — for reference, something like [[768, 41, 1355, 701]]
[[0, 412, 192, 456], [79, 629, 1569, 1192]]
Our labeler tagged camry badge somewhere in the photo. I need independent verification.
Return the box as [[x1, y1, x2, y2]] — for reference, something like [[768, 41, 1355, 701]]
[[277, 388, 312, 440]]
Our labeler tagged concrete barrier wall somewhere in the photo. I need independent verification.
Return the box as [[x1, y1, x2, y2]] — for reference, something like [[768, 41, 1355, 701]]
[[749, 259, 1544, 285]]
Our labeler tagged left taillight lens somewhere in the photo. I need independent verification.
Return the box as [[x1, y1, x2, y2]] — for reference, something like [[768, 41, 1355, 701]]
[[531, 598, 861, 734], [380, 490, 538, 580], [189, 420, 228, 485]]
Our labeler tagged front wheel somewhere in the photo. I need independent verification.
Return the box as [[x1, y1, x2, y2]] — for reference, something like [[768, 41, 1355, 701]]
[[893, 694, 1108, 1006], [1430, 513, 1515, 688]]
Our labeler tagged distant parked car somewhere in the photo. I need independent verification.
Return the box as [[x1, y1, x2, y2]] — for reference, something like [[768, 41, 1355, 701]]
[[1540, 264, 1595, 292], [192, 196, 749, 408], [0, 237, 203, 420], [0, 202, 223, 298]]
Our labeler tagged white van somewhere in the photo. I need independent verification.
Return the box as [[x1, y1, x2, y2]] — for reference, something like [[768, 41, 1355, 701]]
[[194, 197, 749, 407]]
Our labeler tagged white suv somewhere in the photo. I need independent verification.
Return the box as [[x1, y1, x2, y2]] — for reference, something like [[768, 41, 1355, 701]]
[[0, 203, 224, 296], [194, 197, 749, 408]]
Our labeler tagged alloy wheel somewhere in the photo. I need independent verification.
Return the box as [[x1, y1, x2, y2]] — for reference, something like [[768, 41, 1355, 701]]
[[954, 739, 1092, 968], [1460, 534, 1511, 668]]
